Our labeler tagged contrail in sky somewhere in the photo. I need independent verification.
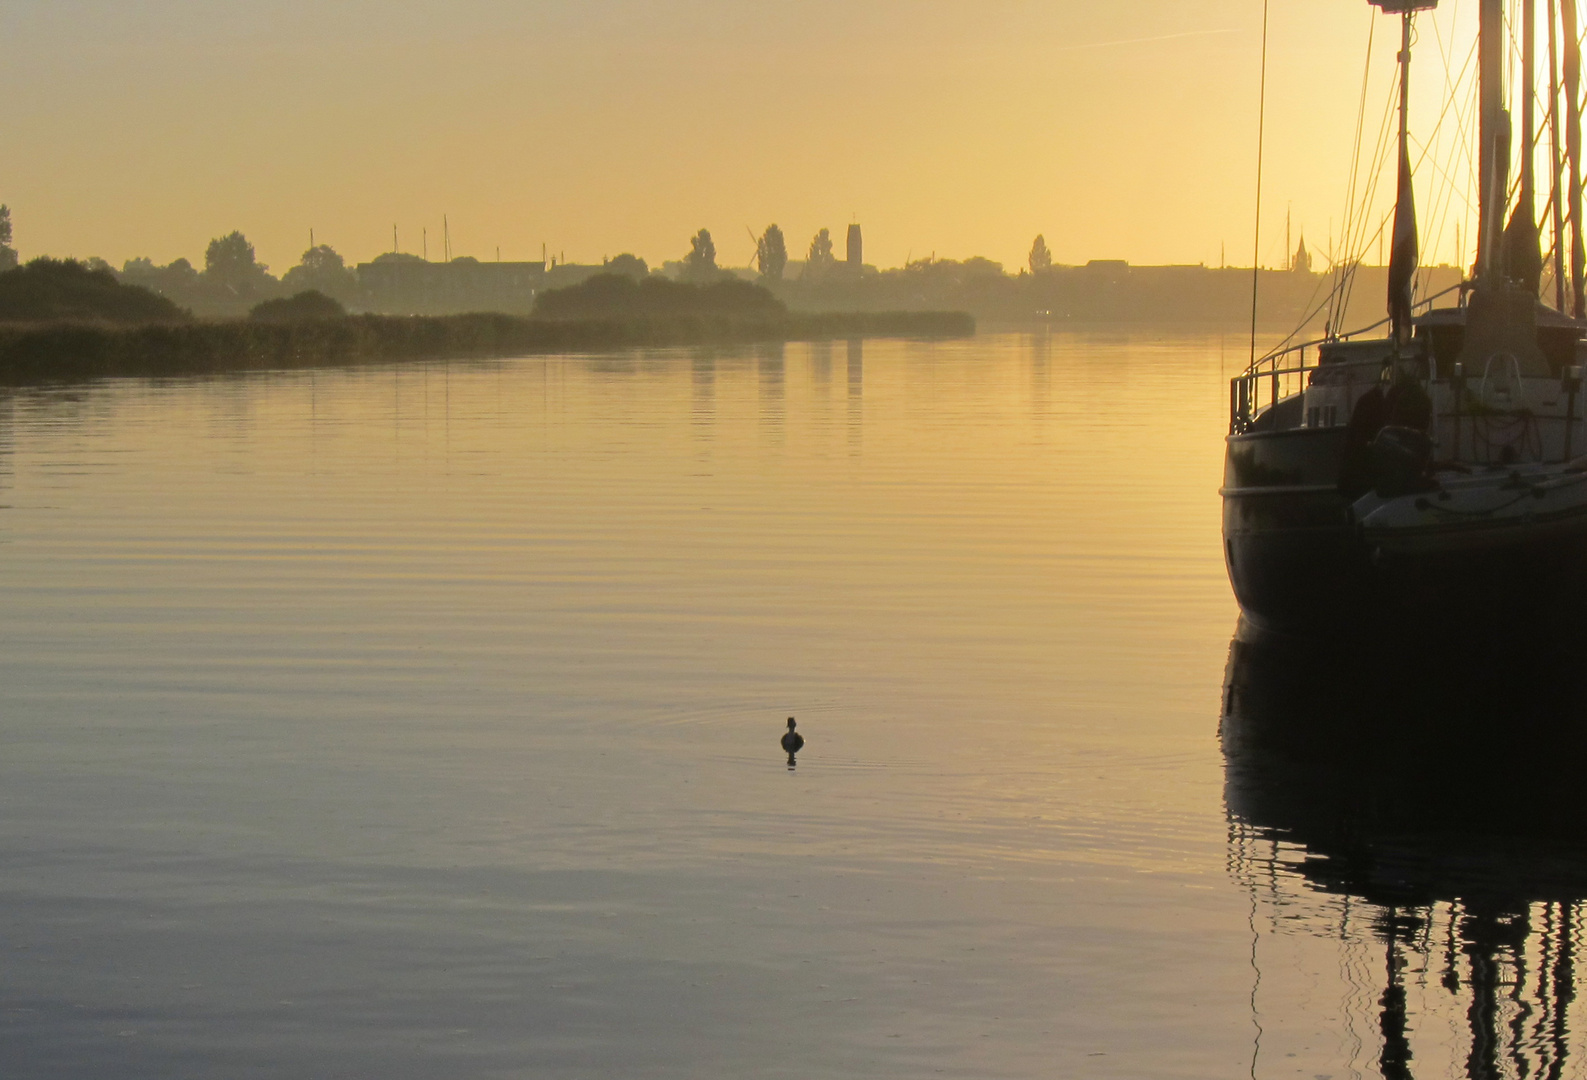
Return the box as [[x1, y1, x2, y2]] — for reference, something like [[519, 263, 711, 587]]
[[1053, 28, 1242, 53]]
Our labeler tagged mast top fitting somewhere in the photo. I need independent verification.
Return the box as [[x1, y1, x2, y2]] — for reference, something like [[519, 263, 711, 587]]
[[1369, 0, 1438, 11]]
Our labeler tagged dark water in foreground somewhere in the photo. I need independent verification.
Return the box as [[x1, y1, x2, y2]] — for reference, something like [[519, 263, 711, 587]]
[[1, 333, 1584, 1079]]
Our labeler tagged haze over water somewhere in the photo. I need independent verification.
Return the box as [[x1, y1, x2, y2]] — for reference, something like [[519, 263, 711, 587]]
[[3, 333, 1585, 1078]]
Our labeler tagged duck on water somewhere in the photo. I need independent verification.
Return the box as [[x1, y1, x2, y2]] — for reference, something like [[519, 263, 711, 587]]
[[1222, 0, 1587, 638], [781, 717, 804, 766]]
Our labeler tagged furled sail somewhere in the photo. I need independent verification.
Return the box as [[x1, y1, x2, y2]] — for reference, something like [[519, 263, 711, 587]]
[[1372, 0, 1438, 343], [1388, 136, 1418, 343]]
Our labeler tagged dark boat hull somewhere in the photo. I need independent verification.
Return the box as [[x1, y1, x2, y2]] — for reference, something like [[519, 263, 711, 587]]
[[1221, 427, 1367, 633], [1222, 429, 1587, 638]]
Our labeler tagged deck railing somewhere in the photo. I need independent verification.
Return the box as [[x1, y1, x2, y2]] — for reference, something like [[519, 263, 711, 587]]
[[1228, 353, 1388, 435], [1229, 347, 1315, 434], [1229, 284, 1467, 435], [1231, 364, 1585, 462]]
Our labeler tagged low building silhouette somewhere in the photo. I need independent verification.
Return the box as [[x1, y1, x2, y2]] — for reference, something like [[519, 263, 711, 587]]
[[355, 254, 549, 315]]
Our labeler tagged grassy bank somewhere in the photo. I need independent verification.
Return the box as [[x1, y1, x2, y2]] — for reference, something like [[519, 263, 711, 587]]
[[0, 310, 974, 384]]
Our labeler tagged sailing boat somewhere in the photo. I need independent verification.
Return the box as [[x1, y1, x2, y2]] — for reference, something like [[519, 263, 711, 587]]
[[1223, 0, 1587, 636]]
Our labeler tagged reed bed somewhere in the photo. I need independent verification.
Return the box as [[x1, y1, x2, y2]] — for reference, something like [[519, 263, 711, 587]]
[[0, 310, 974, 384]]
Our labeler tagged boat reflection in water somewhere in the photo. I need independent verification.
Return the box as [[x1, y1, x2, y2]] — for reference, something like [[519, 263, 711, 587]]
[[1222, 626, 1587, 1079]]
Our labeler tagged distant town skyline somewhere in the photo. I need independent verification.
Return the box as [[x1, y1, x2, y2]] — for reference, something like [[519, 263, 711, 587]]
[[2, 2, 1492, 275]]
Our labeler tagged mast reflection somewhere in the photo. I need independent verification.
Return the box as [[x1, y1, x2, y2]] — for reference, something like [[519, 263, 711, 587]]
[[1222, 626, 1587, 1079]]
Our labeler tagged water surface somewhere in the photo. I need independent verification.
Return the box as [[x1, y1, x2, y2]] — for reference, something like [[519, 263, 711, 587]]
[[1, 333, 1581, 1078]]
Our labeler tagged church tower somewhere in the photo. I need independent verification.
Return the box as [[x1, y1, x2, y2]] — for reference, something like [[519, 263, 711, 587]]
[[1291, 235, 1312, 274]]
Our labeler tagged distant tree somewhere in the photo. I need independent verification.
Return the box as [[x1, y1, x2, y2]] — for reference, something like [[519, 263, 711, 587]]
[[534, 273, 786, 320], [0, 206, 17, 272], [603, 253, 649, 279], [682, 229, 718, 281], [122, 256, 199, 289], [804, 228, 836, 279], [204, 231, 274, 297], [0, 257, 188, 323], [1029, 234, 1052, 274], [962, 256, 1005, 277], [756, 225, 788, 281], [250, 290, 347, 323], [159, 257, 201, 287], [282, 243, 358, 303], [119, 256, 205, 311]]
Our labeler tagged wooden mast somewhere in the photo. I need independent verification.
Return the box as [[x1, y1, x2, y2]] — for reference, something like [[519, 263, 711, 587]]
[[1550, 0, 1567, 308], [1390, 8, 1418, 343], [1564, 0, 1584, 314], [1478, 0, 1507, 282], [1511, 0, 1542, 294], [1525, 0, 1537, 229]]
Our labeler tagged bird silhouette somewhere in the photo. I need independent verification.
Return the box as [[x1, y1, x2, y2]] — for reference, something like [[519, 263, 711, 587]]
[[781, 717, 804, 765]]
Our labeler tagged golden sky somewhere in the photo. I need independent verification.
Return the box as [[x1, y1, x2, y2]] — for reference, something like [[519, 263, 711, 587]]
[[1, 1, 1489, 273]]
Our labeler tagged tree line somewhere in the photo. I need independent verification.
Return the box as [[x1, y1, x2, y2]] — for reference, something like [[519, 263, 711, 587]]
[[682, 225, 849, 282], [118, 232, 359, 316]]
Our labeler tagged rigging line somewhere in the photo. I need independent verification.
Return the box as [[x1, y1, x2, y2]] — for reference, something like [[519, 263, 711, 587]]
[[1339, 46, 1403, 301], [1350, 84, 1404, 268], [1430, 1, 1480, 188], [1332, 10, 1380, 331], [1352, 77, 1403, 257], [1270, 9, 1477, 357], [1333, 44, 1383, 326], [1347, 57, 1401, 260], [1424, 5, 1460, 267], [1437, 30, 1486, 258], [1434, 26, 1479, 274], [1338, 73, 1403, 325], [1418, 18, 1481, 270], [1249, 0, 1271, 365], [1337, 63, 1398, 327], [1412, 132, 1481, 218], [1335, 72, 1398, 326], [1255, 280, 1467, 364], [1426, 46, 1485, 271], [1409, 72, 1479, 229]]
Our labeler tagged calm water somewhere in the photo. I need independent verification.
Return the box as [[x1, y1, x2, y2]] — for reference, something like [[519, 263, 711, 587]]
[[1, 332, 1584, 1079]]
